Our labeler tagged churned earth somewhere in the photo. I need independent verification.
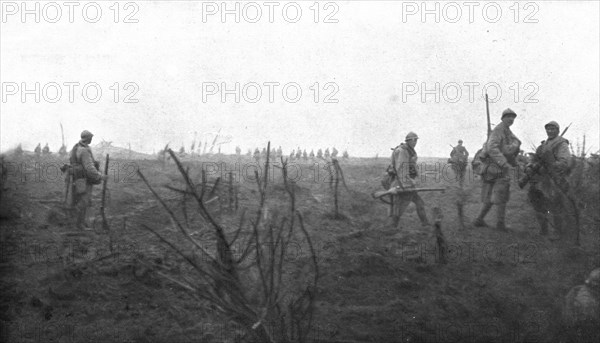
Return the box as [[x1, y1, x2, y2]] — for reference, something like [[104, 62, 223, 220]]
[[1, 153, 598, 342]]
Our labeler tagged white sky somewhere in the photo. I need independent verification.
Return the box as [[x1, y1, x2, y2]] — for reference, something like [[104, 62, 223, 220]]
[[1, 0, 599, 157]]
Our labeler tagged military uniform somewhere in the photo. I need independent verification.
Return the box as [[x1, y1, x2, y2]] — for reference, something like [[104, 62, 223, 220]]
[[389, 132, 429, 227], [69, 131, 103, 229], [527, 121, 571, 235], [450, 141, 469, 183], [474, 109, 521, 231]]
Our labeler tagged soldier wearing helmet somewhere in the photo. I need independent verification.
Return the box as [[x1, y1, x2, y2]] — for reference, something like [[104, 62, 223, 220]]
[[69, 130, 106, 230], [387, 131, 429, 228], [521, 120, 571, 237], [563, 268, 600, 341], [473, 108, 521, 231]]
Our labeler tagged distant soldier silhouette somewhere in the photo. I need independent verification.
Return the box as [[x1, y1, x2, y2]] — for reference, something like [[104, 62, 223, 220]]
[[58, 145, 67, 157], [331, 147, 339, 158], [290, 149, 295, 160], [69, 130, 106, 230], [42, 143, 51, 155], [296, 148, 302, 160], [324, 148, 330, 158], [261, 147, 266, 158], [235, 146, 241, 156], [14, 144, 23, 156], [302, 149, 308, 160], [449, 139, 469, 184], [343, 150, 349, 159], [254, 148, 261, 162], [34, 143, 41, 156]]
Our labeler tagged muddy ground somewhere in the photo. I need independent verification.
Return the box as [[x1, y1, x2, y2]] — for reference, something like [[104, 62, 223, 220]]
[[1, 154, 599, 342]]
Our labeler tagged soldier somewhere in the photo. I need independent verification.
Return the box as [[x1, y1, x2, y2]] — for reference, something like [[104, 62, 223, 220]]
[[69, 130, 106, 230], [563, 268, 600, 341], [473, 108, 521, 231], [58, 145, 67, 157], [253, 148, 260, 162], [235, 146, 241, 156], [331, 147, 339, 158], [42, 143, 50, 155], [14, 144, 23, 156], [389, 132, 429, 228], [34, 143, 41, 156], [520, 121, 571, 237], [449, 140, 469, 184], [261, 147, 267, 160]]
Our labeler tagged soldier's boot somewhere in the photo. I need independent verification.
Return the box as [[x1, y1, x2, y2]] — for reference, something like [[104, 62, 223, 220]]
[[495, 204, 508, 231], [75, 206, 88, 230], [473, 203, 492, 227], [536, 213, 549, 235]]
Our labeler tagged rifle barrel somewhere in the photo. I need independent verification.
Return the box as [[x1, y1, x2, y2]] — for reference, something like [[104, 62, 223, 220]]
[[560, 122, 572, 137], [101, 154, 110, 232], [485, 94, 491, 139]]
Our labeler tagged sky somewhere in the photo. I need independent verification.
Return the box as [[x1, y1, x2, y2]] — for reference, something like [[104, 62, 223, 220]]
[[1, 0, 599, 157]]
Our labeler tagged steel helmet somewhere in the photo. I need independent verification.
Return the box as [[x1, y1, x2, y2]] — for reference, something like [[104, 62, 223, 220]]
[[405, 132, 419, 141]]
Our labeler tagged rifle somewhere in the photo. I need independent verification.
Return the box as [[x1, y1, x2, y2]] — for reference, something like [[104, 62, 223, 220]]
[[100, 154, 110, 232], [64, 172, 72, 205], [486, 93, 491, 139], [472, 94, 492, 173], [372, 186, 445, 199], [561, 122, 572, 137], [60, 122, 66, 148]]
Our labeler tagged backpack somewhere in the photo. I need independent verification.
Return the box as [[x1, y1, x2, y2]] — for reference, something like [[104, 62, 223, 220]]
[[382, 146, 400, 190], [472, 147, 486, 175], [382, 164, 396, 190]]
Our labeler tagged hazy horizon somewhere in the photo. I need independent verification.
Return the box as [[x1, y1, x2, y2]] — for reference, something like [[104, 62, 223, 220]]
[[2, 1, 599, 158]]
